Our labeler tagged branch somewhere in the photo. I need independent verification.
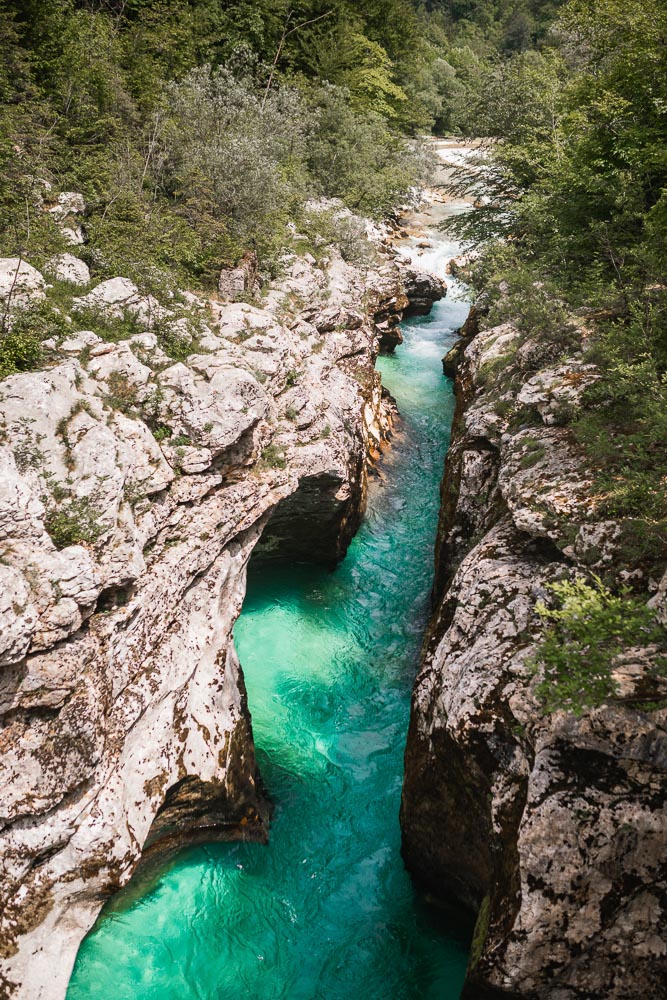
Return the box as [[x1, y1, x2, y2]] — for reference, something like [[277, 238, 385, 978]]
[[261, 9, 333, 110], [1, 254, 23, 335]]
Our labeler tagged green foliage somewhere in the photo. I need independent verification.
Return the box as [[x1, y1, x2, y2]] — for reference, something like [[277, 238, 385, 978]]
[[151, 423, 172, 442], [573, 356, 667, 522], [298, 207, 377, 265], [444, 0, 667, 573], [72, 304, 145, 344], [0, 0, 562, 304], [533, 576, 665, 715], [0, 298, 74, 378], [260, 443, 287, 469], [0, 0, 446, 299], [306, 84, 431, 218], [44, 495, 106, 550], [0, 324, 43, 380], [160, 66, 310, 249], [481, 254, 572, 342]]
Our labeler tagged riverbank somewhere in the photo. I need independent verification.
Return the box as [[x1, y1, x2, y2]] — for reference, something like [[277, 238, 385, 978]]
[[63, 154, 475, 998], [0, 221, 413, 998], [0, 157, 458, 997], [401, 257, 667, 998]]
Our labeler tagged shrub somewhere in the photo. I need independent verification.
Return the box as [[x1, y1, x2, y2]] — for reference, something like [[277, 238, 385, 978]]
[[0, 298, 75, 379], [45, 496, 106, 549], [299, 208, 375, 266], [151, 423, 172, 442], [160, 66, 311, 251], [259, 443, 287, 469], [0, 324, 43, 380], [533, 576, 666, 715], [72, 304, 145, 344], [306, 83, 431, 218], [106, 370, 140, 414], [573, 357, 667, 522]]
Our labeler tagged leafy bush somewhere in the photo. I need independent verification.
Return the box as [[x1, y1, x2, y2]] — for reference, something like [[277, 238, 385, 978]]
[[160, 66, 311, 250], [71, 304, 145, 344], [0, 297, 75, 379], [45, 496, 106, 550], [299, 207, 376, 266], [533, 576, 666, 714], [574, 353, 667, 522], [306, 83, 431, 218], [0, 324, 43, 380]]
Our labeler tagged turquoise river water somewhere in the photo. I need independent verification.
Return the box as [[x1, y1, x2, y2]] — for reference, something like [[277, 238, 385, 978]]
[[67, 182, 473, 1000]]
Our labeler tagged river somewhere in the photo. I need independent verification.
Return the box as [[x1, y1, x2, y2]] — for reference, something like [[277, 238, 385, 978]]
[[67, 141, 473, 1000]]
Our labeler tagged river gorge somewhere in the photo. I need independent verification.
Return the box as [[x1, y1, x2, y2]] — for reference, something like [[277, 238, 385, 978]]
[[2, 133, 664, 1000], [65, 143, 475, 1000]]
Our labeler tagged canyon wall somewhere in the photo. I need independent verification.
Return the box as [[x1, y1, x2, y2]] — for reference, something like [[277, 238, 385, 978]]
[[0, 223, 440, 998], [402, 308, 667, 998]]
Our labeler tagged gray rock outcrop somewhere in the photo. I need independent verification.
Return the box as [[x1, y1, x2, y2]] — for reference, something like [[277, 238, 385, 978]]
[[0, 259, 46, 316], [0, 243, 407, 1000], [218, 252, 260, 301], [402, 312, 667, 998], [45, 254, 90, 287], [402, 266, 446, 317]]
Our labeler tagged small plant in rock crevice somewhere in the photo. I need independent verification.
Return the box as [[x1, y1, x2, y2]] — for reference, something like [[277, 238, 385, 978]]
[[105, 370, 141, 415], [44, 496, 106, 550], [532, 575, 667, 715], [259, 443, 287, 469]]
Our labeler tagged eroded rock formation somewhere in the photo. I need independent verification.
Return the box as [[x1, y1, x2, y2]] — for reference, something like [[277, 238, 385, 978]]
[[0, 238, 405, 999], [402, 267, 446, 318], [402, 311, 667, 998]]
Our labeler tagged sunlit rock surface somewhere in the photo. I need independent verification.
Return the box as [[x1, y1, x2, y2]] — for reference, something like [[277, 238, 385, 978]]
[[0, 239, 405, 1000], [402, 313, 667, 999]]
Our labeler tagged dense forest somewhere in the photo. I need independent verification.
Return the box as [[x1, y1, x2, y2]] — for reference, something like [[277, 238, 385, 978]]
[[0, 0, 562, 289], [1, 0, 665, 621], [446, 0, 667, 700]]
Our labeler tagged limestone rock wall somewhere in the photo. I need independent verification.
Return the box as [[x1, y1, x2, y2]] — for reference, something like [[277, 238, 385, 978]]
[[401, 311, 667, 999], [0, 241, 404, 999]]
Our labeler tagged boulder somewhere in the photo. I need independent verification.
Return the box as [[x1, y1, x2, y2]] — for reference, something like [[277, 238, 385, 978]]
[[158, 363, 269, 458], [46, 191, 86, 220], [0, 258, 46, 312], [45, 253, 90, 287], [61, 225, 85, 246], [73, 277, 171, 328], [218, 253, 260, 301], [75, 276, 139, 311], [402, 267, 446, 316]]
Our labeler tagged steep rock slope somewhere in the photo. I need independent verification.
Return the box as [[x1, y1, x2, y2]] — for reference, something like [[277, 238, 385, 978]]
[[0, 232, 442, 998], [402, 310, 667, 998]]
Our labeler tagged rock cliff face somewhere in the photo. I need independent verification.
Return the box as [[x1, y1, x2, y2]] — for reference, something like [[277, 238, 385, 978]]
[[0, 235, 413, 999], [402, 309, 667, 998]]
